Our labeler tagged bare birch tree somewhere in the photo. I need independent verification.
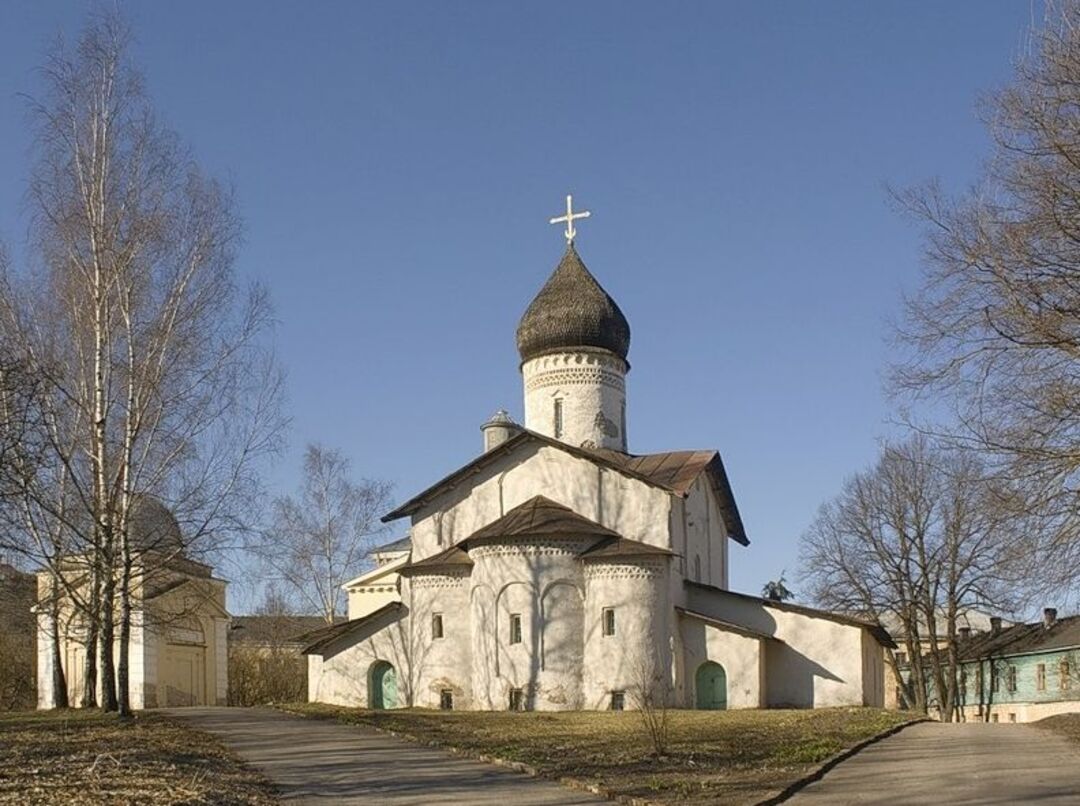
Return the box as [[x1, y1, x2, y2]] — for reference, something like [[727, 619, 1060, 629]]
[[892, 0, 1080, 588], [257, 444, 391, 623], [800, 436, 1017, 720], [0, 11, 285, 715]]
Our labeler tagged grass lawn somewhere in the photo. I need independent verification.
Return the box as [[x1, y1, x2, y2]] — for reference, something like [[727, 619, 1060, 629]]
[[1034, 712, 1080, 744], [283, 703, 913, 805], [0, 709, 277, 805]]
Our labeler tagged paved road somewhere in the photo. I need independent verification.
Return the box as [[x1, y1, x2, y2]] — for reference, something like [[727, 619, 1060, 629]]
[[788, 721, 1080, 805], [165, 707, 603, 805]]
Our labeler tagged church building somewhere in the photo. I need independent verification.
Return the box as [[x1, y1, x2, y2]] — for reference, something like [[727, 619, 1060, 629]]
[[303, 198, 892, 711]]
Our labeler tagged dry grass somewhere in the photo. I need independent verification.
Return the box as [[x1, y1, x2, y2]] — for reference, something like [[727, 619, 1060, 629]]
[[1034, 712, 1080, 744], [283, 704, 912, 805], [0, 709, 278, 805]]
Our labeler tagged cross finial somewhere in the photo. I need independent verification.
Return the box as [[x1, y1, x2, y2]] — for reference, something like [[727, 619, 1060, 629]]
[[549, 194, 591, 244]]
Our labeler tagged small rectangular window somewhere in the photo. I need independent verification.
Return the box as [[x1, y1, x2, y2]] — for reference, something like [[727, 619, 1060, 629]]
[[509, 613, 522, 645], [1061, 660, 1071, 691], [432, 613, 444, 640], [1007, 665, 1017, 693], [509, 688, 525, 711], [895, 651, 907, 665], [1008, 713, 1016, 723], [553, 398, 564, 439], [610, 690, 625, 711], [991, 713, 999, 723], [439, 689, 453, 710], [602, 607, 616, 637], [1037, 663, 1047, 691]]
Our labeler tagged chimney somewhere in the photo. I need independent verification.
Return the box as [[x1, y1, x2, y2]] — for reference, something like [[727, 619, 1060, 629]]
[[990, 616, 1002, 635], [959, 626, 972, 641], [1044, 608, 1058, 630], [481, 410, 519, 453]]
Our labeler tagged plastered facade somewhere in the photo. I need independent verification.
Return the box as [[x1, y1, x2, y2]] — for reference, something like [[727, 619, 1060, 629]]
[[36, 560, 229, 710], [522, 351, 627, 451], [306, 245, 889, 712]]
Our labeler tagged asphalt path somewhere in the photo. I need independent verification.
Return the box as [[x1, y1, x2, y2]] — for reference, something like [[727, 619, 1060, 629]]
[[787, 721, 1080, 805], [165, 706, 604, 805]]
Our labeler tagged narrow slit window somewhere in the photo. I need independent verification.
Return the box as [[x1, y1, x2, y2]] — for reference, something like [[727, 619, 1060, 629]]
[[509, 613, 522, 645], [432, 613, 444, 640], [553, 398, 564, 439], [1037, 663, 1047, 692], [602, 607, 616, 637], [439, 689, 453, 710], [509, 688, 525, 711], [610, 690, 625, 711], [1061, 659, 1071, 690]]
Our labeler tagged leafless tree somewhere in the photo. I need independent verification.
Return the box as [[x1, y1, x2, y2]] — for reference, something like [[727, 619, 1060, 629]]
[[892, 0, 1080, 591], [0, 11, 285, 715], [631, 647, 672, 757], [800, 436, 1018, 720], [256, 444, 391, 623]]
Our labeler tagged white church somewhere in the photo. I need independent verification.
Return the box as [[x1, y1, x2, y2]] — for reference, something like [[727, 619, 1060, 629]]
[[302, 198, 892, 712]]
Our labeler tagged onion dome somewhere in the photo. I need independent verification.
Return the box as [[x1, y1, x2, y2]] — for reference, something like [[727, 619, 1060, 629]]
[[516, 243, 631, 363]]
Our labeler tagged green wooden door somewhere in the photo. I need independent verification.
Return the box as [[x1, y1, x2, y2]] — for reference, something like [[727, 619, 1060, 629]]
[[695, 662, 727, 710], [371, 661, 397, 710]]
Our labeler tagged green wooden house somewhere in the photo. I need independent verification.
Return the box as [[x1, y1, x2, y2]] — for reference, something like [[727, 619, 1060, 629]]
[[955, 609, 1080, 723]]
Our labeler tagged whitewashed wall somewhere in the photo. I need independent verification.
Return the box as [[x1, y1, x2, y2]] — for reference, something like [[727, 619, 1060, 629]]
[[685, 585, 875, 708], [522, 351, 627, 451], [409, 571, 473, 708], [582, 557, 671, 709], [409, 445, 674, 561], [469, 540, 587, 710], [678, 615, 765, 709]]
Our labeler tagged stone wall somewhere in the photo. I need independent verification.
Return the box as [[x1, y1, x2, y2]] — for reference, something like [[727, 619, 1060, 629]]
[[522, 350, 627, 452]]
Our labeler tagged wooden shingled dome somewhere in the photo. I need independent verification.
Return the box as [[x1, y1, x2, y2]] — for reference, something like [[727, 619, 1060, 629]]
[[516, 243, 630, 363]]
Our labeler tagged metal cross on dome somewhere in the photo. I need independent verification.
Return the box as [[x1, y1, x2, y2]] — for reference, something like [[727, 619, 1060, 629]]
[[549, 194, 591, 243]]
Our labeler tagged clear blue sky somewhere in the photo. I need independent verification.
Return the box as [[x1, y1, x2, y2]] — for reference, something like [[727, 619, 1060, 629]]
[[0, 2, 1039, 607]]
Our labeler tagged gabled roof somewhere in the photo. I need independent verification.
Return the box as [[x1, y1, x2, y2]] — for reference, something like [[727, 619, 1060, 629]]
[[231, 615, 332, 645], [398, 545, 474, 575], [466, 495, 620, 543], [144, 577, 230, 619], [369, 535, 412, 556], [675, 606, 780, 641], [579, 535, 674, 559], [299, 601, 406, 655], [959, 615, 1080, 661], [686, 580, 896, 648], [382, 428, 748, 545], [342, 553, 410, 590]]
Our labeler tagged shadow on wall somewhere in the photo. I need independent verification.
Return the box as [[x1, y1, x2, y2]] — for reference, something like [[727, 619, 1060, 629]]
[[683, 596, 847, 708], [765, 641, 844, 708]]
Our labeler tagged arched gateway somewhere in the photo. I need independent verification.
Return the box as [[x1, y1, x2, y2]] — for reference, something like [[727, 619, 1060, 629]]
[[695, 661, 727, 710], [370, 661, 397, 709]]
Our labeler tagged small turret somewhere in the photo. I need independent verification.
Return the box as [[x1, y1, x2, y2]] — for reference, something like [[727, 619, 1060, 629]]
[[481, 409, 519, 452]]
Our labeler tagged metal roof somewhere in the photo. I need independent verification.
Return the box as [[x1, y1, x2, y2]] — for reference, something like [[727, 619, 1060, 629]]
[[959, 615, 1080, 661], [381, 428, 748, 546]]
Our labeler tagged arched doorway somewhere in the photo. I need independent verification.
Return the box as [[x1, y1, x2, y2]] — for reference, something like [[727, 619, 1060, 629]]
[[695, 661, 727, 710], [370, 661, 397, 710]]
